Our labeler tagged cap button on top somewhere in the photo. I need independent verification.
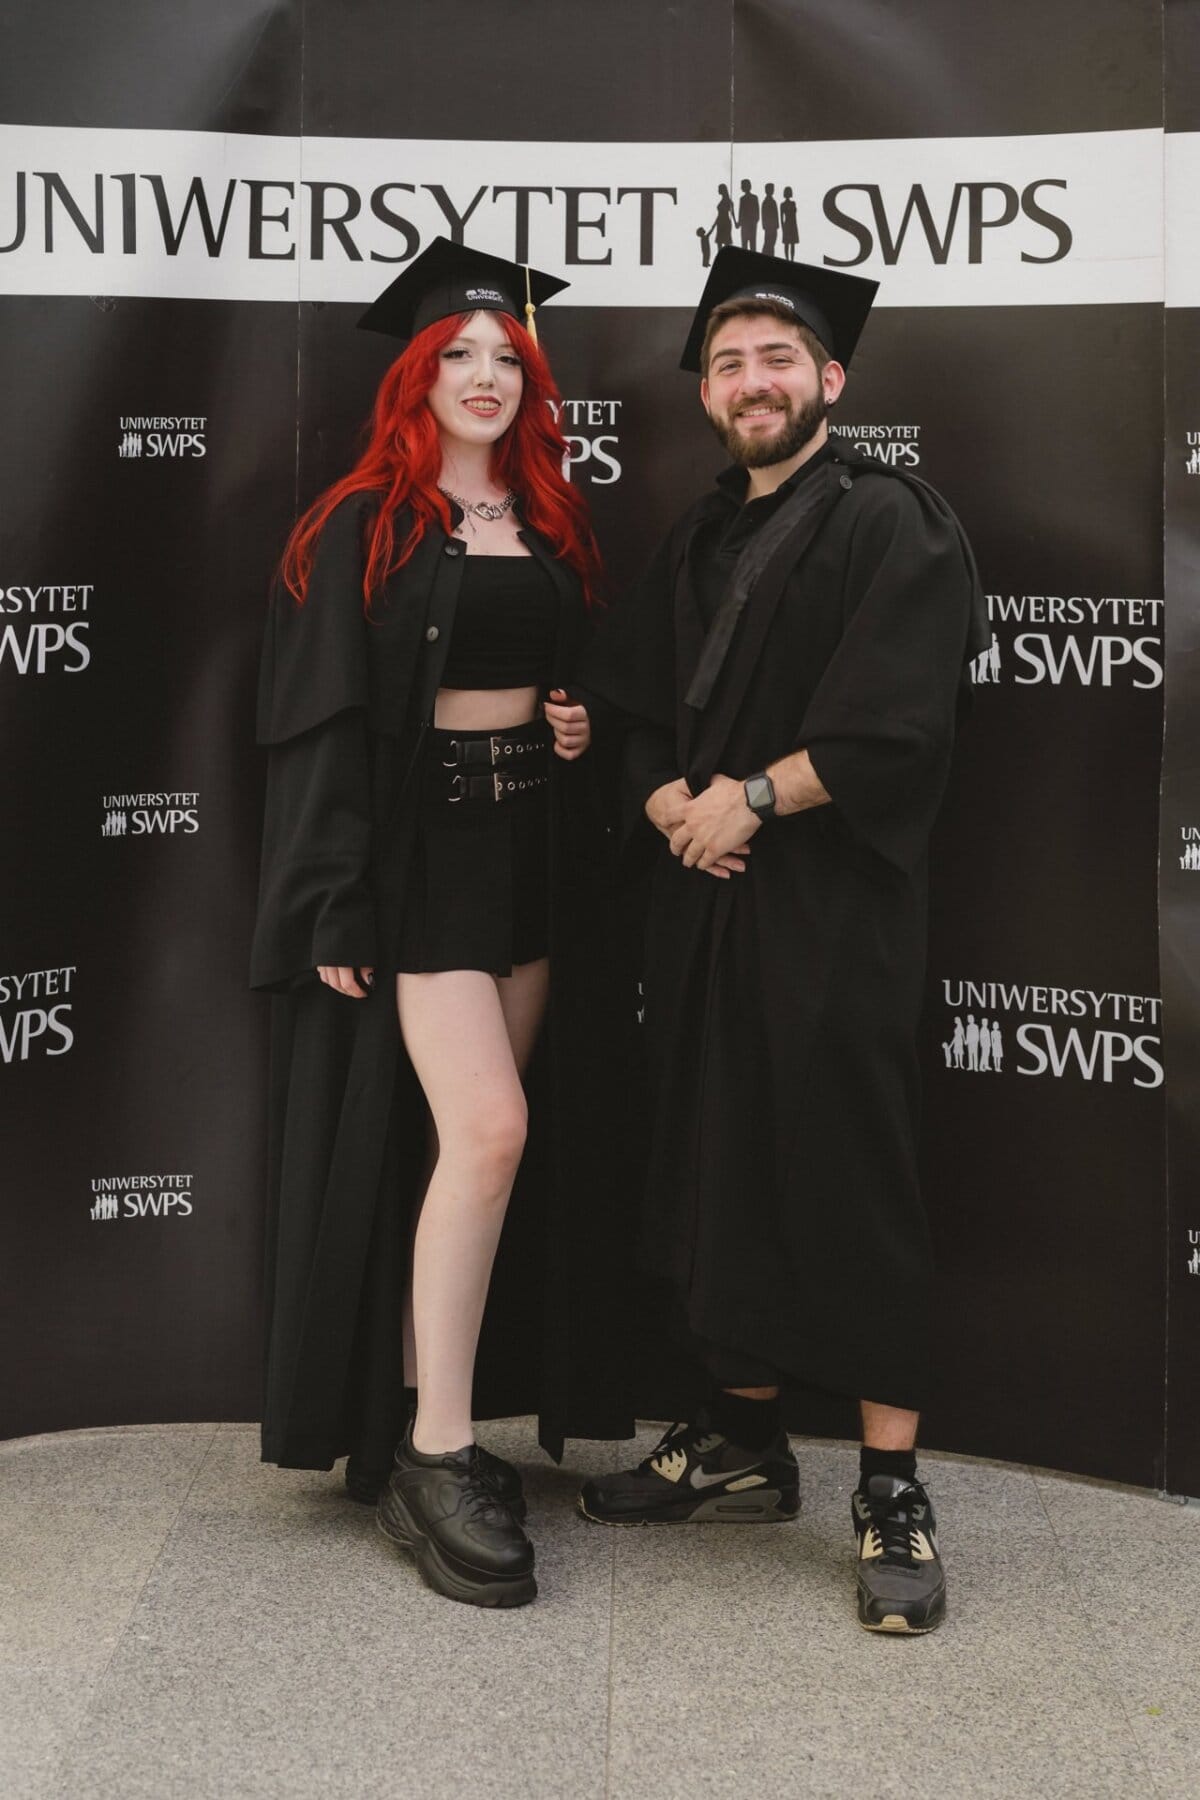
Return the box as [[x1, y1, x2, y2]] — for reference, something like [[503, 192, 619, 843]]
[[425, 625, 440, 642]]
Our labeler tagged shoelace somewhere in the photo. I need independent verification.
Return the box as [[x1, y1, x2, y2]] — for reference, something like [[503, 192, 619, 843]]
[[866, 1491, 926, 1566], [451, 1449, 513, 1523], [639, 1421, 690, 1473]]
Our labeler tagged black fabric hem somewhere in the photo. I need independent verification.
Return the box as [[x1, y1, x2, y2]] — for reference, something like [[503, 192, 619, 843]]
[[685, 1309, 929, 1416]]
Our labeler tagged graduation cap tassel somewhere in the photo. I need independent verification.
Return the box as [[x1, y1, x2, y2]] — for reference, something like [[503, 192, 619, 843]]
[[524, 265, 538, 345]]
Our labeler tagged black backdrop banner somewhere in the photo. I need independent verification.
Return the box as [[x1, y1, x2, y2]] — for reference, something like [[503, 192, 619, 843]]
[[0, 0, 1188, 1489]]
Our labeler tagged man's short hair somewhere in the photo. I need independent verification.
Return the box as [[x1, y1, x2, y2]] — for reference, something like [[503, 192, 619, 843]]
[[700, 298, 831, 379]]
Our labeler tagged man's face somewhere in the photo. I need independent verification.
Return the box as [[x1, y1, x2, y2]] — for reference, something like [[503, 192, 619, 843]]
[[701, 314, 844, 469]]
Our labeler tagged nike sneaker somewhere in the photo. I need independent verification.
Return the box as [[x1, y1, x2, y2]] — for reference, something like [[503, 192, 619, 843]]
[[852, 1473, 946, 1634], [578, 1418, 800, 1525]]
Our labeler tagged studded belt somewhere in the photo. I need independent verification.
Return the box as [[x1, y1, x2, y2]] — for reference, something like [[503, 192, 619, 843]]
[[446, 769, 550, 804], [440, 732, 546, 772], [425, 724, 549, 805]]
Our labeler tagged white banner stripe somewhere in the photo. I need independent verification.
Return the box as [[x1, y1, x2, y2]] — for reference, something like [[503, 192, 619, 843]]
[[1167, 132, 1200, 308], [0, 123, 1168, 307]]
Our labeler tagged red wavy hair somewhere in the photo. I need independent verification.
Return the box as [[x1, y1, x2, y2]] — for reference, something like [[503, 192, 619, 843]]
[[281, 310, 601, 609]]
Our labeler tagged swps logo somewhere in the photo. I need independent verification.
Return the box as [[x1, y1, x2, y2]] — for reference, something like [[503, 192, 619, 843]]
[[839, 424, 921, 469], [0, 127, 1158, 310], [554, 398, 623, 486], [970, 594, 1162, 688], [89, 1173, 196, 1221], [0, 584, 93, 675], [1179, 828, 1200, 872], [100, 792, 200, 837], [0, 965, 76, 1064], [939, 978, 1162, 1089], [116, 416, 206, 458]]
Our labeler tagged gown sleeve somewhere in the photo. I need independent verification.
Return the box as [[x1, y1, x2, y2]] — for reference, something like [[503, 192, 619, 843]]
[[797, 477, 978, 873], [249, 495, 378, 993]]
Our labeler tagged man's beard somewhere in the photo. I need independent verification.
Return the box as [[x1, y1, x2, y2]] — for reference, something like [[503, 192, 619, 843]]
[[708, 389, 828, 469]]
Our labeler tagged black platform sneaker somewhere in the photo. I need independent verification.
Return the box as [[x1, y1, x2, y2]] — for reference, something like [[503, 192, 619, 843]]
[[578, 1418, 800, 1525], [377, 1428, 536, 1608], [852, 1473, 946, 1634], [347, 1441, 526, 1519]]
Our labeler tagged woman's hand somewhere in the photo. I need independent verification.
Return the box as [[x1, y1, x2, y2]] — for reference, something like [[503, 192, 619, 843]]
[[317, 966, 374, 999], [544, 689, 591, 761]]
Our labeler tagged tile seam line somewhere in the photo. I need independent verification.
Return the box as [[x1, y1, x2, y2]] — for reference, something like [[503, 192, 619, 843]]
[[1031, 1468, 1164, 1798], [41, 1424, 222, 1800]]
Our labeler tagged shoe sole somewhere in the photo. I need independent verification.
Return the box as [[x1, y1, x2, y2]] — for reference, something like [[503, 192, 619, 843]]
[[376, 1494, 536, 1608], [857, 1613, 943, 1635], [577, 1487, 800, 1526], [857, 1587, 947, 1636]]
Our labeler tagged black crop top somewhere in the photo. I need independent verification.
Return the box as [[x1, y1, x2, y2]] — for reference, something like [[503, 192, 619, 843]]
[[439, 554, 558, 690]]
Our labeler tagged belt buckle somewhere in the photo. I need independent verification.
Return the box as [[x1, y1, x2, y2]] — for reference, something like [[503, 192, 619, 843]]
[[493, 773, 503, 803], [449, 773, 465, 804], [490, 735, 503, 766], [441, 738, 460, 769]]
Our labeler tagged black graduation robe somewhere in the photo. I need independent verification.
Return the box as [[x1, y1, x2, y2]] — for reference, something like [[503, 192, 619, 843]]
[[250, 492, 634, 1468], [579, 431, 987, 1413]]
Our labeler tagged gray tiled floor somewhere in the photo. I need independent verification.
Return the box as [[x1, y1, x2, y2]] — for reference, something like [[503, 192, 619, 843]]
[[2, 1423, 1197, 1799]]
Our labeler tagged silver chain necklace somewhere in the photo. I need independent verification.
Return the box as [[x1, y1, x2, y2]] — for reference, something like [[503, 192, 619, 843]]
[[439, 486, 518, 534]]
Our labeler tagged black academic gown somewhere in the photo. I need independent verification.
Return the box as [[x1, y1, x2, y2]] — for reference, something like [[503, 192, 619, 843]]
[[580, 432, 987, 1413], [250, 492, 633, 1468]]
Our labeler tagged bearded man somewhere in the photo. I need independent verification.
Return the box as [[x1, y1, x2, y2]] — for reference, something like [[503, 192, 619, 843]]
[[577, 249, 987, 1634]]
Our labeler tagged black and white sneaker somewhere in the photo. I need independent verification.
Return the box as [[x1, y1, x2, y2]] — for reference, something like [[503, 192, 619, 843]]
[[578, 1419, 800, 1525], [852, 1474, 946, 1634]]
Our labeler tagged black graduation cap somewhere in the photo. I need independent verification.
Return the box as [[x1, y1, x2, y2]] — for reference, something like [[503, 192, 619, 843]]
[[358, 236, 569, 344], [679, 248, 878, 374]]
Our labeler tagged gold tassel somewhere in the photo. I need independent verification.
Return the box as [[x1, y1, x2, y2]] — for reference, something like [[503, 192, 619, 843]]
[[524, 265, 538, 344]]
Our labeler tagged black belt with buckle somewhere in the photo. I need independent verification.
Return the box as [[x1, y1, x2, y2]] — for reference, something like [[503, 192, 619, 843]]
[[428, 727, 549, 804], [440, 733, 545, 772], [447, 769, 550, 804]]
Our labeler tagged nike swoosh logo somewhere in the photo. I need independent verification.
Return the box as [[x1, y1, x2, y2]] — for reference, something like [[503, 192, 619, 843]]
[[690, 1463, 761, 1490]]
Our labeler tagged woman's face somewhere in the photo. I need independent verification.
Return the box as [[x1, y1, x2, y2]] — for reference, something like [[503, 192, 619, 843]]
[[426, 310, 524, 452]]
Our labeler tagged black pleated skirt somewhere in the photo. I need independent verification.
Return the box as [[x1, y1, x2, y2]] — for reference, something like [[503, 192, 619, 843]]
[[396, 720, 550, 976]]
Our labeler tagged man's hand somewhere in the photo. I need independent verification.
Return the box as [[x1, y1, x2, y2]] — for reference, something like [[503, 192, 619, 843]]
[[648, 777, 748, 878], [668, 773, 760, 875], [646, 776, 693, 838], [544, 689, 591, 760]]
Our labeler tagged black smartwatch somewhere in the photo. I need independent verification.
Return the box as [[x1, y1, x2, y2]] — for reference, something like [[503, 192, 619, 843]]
[[743, 771, 776, 821]]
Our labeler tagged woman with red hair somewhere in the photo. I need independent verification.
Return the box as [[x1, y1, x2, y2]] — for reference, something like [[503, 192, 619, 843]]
[[251, 241, 629, 1609]]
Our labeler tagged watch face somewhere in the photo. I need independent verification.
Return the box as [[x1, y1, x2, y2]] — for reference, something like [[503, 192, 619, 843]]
[[746, 775, 774, 814]]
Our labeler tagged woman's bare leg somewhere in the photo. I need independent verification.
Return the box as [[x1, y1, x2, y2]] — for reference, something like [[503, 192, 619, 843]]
[[400, 1118, 438, 1388], [496, 956, 550, 1076], [399, 960, 547, 1392], [397, 961, 548, 1454]]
